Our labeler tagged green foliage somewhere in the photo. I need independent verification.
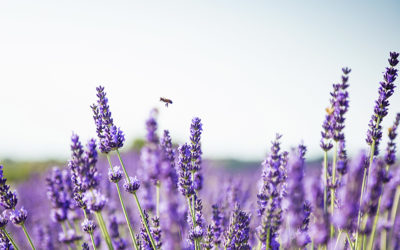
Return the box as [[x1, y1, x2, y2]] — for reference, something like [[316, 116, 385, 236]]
[[0, 159, 64, 183]]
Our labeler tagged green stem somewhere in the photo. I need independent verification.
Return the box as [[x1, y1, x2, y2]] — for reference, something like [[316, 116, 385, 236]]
[[106, 154, 139, 249], [330, 142, 338, 238], [323, 151, 328, 214], [116, 183, 139, 249], [2, 228, 19, 250], [266, 227, 270, 250], [391, 186, 400, 225], [21, 223, 35, 250], [112, 153, 156, 249], [133, 192, 158, 250], [355, 167, 368, 249], [334, 229, 342, 250], [116, 150, 129, 179], [82, 209, 97, 250], [61, 222, 72, 250], [345, 231, 354, 250], [366, 195, 382, 250], [94, 211, 114, 250]]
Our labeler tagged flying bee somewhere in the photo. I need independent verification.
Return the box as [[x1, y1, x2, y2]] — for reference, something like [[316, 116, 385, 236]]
[[160, 97, 173, 107]]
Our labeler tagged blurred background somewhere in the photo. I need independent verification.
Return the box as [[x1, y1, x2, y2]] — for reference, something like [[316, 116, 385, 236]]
[[0, 0, 399, 181]]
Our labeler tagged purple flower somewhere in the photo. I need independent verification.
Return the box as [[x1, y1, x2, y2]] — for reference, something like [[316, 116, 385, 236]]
[[257, 134, 287, 247], [0, 211, 8, 228], [190, 117, 203, 172], [188, 196, 205, 244], [203, 225, 214, 250], [283, 144, 309, 248], [151, 216, 162, 249], [0, 231, 13, 250], [333, 152, 367, 231], [160, 130, 178, 190], [123, 176, 141, 194], [381, 168, 400, 212], [91, 86, 125, 153], [211, 204, 223, 247], [69, 134, 101, 209], [108, 166, 123, 183], [223, 203, 251, 250], [145, 110, 159, 145], [46, 167, 70, 222], [10, 207, 27, 225], [361, 159, 387, 233], [0, 165, 18, 210], [82, 242, 89, 250], [366, 52, 399, 156], [82, 219, 96, 234], [177, 143, 194, 197], [83, 190, 107, 212], [385, 113, 400, 166], [308, 180, 329, 246]]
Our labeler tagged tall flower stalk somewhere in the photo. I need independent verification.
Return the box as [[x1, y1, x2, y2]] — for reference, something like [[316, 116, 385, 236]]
[[355, 51, 399, 248], [256, 134, 287, 249], [92, 86, 156, 249]]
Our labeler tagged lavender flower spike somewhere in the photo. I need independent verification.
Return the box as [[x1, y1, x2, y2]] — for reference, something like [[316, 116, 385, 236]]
[[257, 134, 286, 249], [91, 86, 125, 153], [283, 144, 310, 248], [384, 113, 400, 166], [177, 143, 194, 197], [366, 52, 399, 156]]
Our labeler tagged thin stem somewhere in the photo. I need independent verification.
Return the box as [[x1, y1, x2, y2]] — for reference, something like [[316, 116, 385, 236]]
[[106, 154, 139, 249], [380, 211, 387, 250], [330, 142, 338, 238], [61, 222, 72, 250], [116, 150, 129, 179], [133, 192, 157, 250], [334, 229, 342, 250], [82, 209, 97, 250], [367, 196, 382, 250], [355, 167, 368, 249], [345, 231, 354, 250], [113, 152, 157, 249], [21, 223, 35, 250], [323, 150, 328, 213], [2, 228, 19, 250], [115, 183, 139, 249], [94, 211, 114, 250], [266, 227, 270, 250]]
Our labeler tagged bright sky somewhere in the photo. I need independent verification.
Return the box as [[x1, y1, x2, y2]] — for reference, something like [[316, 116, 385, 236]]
[[0, 1, 400, 160]]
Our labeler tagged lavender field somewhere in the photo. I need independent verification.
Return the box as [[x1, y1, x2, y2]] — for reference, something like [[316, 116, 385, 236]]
[[0, 52, 398, 250]]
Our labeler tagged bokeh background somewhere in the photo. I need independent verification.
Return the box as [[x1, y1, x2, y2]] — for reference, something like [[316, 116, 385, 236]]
[[0, 0, 399, 181]]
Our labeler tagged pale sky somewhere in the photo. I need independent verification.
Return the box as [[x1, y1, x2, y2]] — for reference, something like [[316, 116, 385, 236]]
[[0, 1, 399, 160]]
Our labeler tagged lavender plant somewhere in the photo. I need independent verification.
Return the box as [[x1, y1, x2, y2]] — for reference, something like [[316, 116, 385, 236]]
[[1, 52, 400, 250]]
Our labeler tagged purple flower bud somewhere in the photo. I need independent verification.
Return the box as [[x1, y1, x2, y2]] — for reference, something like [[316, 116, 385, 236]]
[[82, 219, 96, 234], [10, 207, 28, 225], [108, 166, 123, 183], [177, 144, 194, 197], [224, 203, 251, 250], [82, 242, 89, 250], [92, 86, 125, 153], [123, 177, 140, 194], [83, 190, 107, 212], [0, 166, 18, 210], [0, 211, 8, 228], [366, 52, 399, 156]]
